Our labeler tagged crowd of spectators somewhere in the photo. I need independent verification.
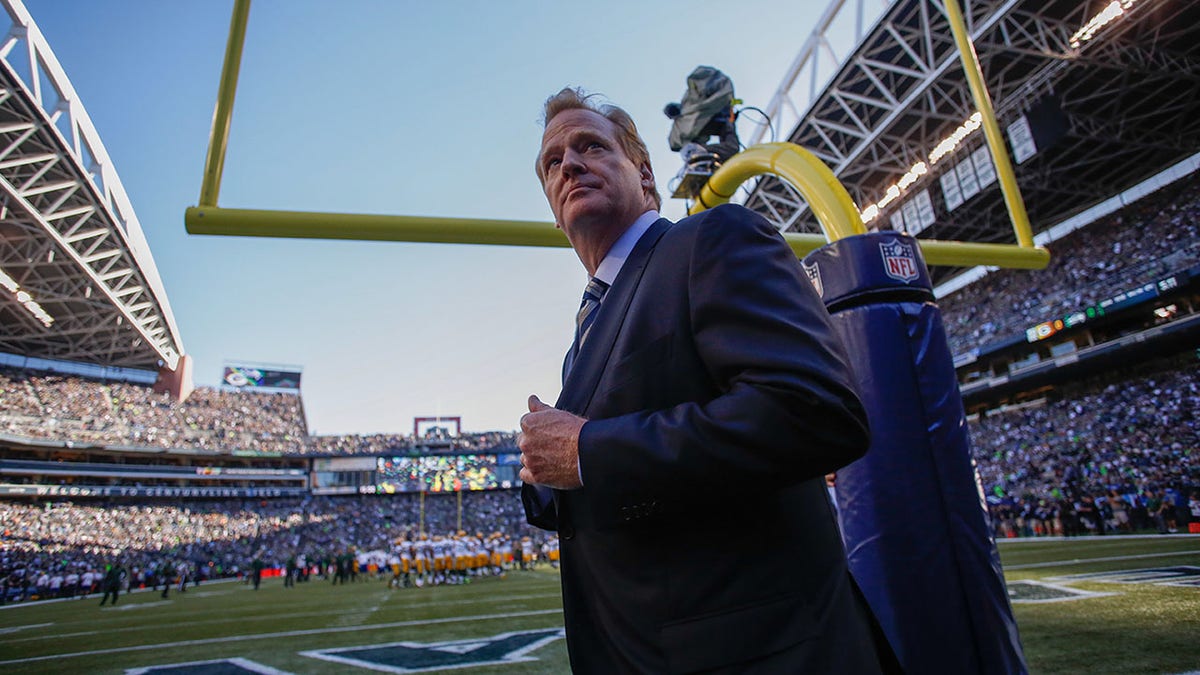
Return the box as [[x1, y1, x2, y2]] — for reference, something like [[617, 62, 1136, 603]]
[[0, 369, 308, 454], [0, 367, 516, 456], [0, 369, 42, 417], [308, 433, 413, 456], [0, 490, 542, 603], [938, 172, 1200, 355], [971, 358, 1200, 538], [306, 431, 516, 456], [111, 384, 308, 454]]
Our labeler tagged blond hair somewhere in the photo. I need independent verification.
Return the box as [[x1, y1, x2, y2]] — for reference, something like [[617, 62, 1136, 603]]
[[535, 87, 661, 209]]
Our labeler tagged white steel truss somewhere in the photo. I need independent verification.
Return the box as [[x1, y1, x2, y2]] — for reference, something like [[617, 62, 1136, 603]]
[[0, 0, 181, 369], [747, 0, 897, 148], [743, 0, 1200, 283]]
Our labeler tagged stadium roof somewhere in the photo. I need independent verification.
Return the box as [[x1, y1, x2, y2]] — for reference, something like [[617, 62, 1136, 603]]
[[743, 0, 1200, 284], [0, 0, 182, 371]]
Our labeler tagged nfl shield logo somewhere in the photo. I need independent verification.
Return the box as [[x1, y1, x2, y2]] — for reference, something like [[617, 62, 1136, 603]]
[[802, 261, 823, 297], [880, 240, 920, 282]]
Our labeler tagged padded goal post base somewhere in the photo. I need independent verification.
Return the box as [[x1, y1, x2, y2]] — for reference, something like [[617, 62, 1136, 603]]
[[803, 232, 1027, 675]]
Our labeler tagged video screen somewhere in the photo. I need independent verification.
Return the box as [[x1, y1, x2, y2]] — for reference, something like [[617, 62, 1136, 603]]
[[376, 454, 501, 493]]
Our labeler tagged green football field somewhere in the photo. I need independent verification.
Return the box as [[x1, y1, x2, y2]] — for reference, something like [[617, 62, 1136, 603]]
[[1, 536, 1197, 674]]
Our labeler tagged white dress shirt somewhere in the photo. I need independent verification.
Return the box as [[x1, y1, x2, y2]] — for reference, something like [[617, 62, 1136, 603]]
[[593, 210, 660, 286], [576, 210, 659, 485]]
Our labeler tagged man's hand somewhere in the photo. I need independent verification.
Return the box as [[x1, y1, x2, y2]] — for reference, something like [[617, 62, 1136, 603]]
[[519, 394, 586, 489]]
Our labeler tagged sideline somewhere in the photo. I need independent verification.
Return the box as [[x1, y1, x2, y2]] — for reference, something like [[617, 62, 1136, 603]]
[[0, 576, 242, 611], [0, 608, 562, 666]]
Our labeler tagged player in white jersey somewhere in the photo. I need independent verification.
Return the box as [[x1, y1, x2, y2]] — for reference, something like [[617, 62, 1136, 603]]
[[452, 534, 469, 584], [414, 534, 432, 587], [80, 569, 95, 597], [488, 533, 507, 577], [470, 533, 486, 579], [399, 537, 414, 588], [541, 537, 561, 569], [387, 548, 402, 588], [520, 536, 534, 570], [433, 536, 450, 585]]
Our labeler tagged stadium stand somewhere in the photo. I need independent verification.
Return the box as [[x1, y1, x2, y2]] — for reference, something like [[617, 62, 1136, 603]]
[[1, 169, 1195, 568], [307, 431, 517, 457], [933, 167, 1200, 537], [0, 366, 515, 457], [969, 355, 1200, 538], [939, 171, 1200, 356], [0, 367, 307, 453]]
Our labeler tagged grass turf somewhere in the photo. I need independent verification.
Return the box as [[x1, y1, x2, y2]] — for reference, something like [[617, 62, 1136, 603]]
[[1000, 535, 1200, 675], [0, 536, 1196, 674]]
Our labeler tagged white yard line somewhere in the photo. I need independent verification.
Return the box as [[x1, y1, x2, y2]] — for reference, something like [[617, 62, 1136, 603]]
[[997, 533, 1200, 544], [2, 592, 562, 644], [1006, 580, 1118, 603], [101, 601, 172, 612], [0, 622, 53, 635], [0, 608, 562, 666], [1006, 549, 1200, 570], [332, 590, 390, 628], [125, 657, 295, 675]]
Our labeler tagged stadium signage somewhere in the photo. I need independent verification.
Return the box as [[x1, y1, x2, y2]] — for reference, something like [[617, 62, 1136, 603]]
[[880, 240, 920, 282], [193, 466, 305, 476], [1025, 271, 1193, 344], [313, 486, 360, 495], [313, 456, 378, 471], [223, 364, 302, 391], [0, 484, 306, 498], [802, 261, 823, 297], [1100, 282, 1157, 312]]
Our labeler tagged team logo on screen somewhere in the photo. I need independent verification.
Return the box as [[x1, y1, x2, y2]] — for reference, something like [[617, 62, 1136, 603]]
[[223, 369, 252, 387], [879, 240, 920, 282], [802, 261, 823, 297]]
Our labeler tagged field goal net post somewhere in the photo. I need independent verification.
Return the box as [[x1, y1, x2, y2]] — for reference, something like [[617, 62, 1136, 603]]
[[413, 416, 461, 440]]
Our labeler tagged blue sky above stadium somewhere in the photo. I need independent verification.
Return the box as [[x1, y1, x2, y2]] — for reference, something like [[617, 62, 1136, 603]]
[[21, 0, 834, 434]]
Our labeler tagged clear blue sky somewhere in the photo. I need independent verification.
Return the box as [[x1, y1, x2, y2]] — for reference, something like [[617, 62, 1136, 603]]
[[22, 0, 830, 435]]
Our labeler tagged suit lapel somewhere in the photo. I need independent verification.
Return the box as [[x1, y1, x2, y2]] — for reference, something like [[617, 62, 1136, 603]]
[[557, 218, 671, 414]]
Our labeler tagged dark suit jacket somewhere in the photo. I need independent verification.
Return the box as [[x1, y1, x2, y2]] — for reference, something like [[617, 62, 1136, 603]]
[[524, 204, 884, 674]]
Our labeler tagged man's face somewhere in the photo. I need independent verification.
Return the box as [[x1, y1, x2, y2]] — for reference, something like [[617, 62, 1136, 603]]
[[538, 109, 652, 248]]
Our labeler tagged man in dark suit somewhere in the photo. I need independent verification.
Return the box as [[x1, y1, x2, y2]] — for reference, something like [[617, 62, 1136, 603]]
[[519, 87, 891, 673]]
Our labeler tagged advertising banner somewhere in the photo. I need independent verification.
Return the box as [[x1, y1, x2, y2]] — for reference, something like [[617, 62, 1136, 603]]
[[0, 484, 307, 498]]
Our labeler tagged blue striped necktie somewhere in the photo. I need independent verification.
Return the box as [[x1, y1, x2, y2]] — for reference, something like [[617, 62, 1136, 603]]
[[573, 277, 609, 357]]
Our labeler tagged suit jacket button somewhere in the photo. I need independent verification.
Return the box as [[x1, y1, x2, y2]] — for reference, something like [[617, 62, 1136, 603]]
[[560, 524, 575, 540]]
